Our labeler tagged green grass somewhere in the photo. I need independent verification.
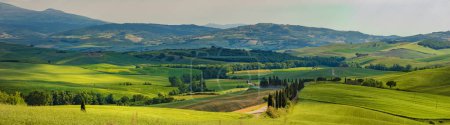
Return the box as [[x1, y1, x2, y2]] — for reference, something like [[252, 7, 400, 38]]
[[287, 42, 394, 58], [374, 66, 450, 96], [284, 100, 427, 125], [154, 89, 273, 112], [205, 79, 252, 93], [0, 62, 198, 97], [373, 48, 433, 59], [300, 83, 450, 119], [229, 67, 395, 79], [0, 104, 249, 125]]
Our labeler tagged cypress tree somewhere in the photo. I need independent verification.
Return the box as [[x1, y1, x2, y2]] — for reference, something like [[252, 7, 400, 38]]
[[275, 91, 279, 108], [267, 94, 273, 107], [81, 100, 86, 112]]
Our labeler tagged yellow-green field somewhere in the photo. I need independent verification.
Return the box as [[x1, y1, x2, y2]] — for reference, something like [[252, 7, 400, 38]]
[[300, 83, 450, 119], [289, 42, 450, 67], [2, 83, 442, 125], [229, 67, 395, 79], [0, 62, 201, 97], [374, 66, 450, 96]]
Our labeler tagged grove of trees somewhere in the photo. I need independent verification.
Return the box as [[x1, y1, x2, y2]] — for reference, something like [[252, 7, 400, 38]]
[[267, 79, 305, 109], [168, 74, 209, 95], [365, 64, 413, 72]]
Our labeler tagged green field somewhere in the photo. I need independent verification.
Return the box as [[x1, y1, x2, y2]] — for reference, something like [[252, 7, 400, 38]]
[[155, 89, 273, 112], [374, 66, 450, 96], [229, 67, 395, 79], [0, 104, 249, 125], [300, 83, 450, 119], [289, 42, 450, 68], [285, 100, 427, 125], [0, 62, 202, 97], [2, 83, 442, 125]]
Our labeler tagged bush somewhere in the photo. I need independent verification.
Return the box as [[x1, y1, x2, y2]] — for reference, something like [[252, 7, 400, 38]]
[[265, 107, 280, 118], [25, 91, 52, 106], [0, 91, 26, 105], [361, 79, 383, 88]]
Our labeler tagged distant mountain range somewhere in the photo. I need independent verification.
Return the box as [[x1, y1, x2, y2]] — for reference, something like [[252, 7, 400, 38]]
[[0, 2, 449, 52], [203, 23, 247, 29], [0, 2, 105, 38]]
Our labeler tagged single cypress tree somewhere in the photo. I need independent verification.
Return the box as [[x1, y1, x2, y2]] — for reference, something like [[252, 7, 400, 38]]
[[81, 100, 86, 112], [275, 91, 279, 108], [267, 94, 273, 107]]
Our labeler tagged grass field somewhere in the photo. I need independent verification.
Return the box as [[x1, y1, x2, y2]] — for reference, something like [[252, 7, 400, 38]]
[[0, 62, 202, 97], [284, 100, 428, 125], [229, 67, 395, 79], [287, 42, 395, 58], [155, 89, 273, 112], [289, 42, 450, 68], [300, 83, 450, 119], [0, 104, 249, 125], [205, 79, 253, 93], [374, 66, 450, 96]]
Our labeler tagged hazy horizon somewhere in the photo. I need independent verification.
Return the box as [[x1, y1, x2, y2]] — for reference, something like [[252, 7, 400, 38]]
[[2, 0, 450, 36]]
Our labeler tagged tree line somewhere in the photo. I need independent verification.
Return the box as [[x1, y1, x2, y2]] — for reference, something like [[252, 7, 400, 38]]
[[344, 78, 397, 89], [365, 64, 413, 72], [1, 90, 176, 106], [164, 56, 346, 79], [418, 39, 450, 49], [259, 76, 312, 88], [267, 80, 305, 108]]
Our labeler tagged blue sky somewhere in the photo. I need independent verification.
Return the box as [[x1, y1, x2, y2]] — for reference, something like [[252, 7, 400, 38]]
[[2, 0, 450, 36]]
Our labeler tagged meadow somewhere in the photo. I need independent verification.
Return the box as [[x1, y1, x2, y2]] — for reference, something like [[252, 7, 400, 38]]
[[300, 83, 450, 119], [0, 62, 202, 97], [374, 66, 450, 96], [229, 67, 395, 79]]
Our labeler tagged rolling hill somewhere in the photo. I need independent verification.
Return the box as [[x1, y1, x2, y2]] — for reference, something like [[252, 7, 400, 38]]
[[288, 42, 450, 67], [0, 2, 105, 37], [300, 83, 450, 120], [374, 66, 450, 96]]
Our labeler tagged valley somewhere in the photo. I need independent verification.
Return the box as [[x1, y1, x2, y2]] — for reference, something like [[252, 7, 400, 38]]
[[1, 1, 450, 125]]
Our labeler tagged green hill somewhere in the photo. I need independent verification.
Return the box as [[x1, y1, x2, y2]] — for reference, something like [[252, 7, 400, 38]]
[[0, 42, 226, 65], [0, 62, 202, 97], [229, 67, 396, 80], [300, 83, 450, 119], [374, 66, 450, 96]]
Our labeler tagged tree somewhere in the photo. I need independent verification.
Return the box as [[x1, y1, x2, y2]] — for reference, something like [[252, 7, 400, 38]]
[[81, 100, 86, 112], [106, 94, 115, 104], [168, 76, 182, 87], [386, 81, 397, 88], [267, 94, 273, 107], [25, 91, 52, 106]]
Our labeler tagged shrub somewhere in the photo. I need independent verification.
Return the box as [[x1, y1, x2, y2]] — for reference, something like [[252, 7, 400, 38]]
[[265, 107, 280, 118], [0, 91, 26, 105]]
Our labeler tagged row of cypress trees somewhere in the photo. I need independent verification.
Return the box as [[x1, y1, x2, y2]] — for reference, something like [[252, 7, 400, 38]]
[[267, 79, 305, 108], [260, 76, 313, 88]]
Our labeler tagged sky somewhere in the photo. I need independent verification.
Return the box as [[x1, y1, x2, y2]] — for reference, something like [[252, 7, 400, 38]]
[[1, 0, 450, 36]]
